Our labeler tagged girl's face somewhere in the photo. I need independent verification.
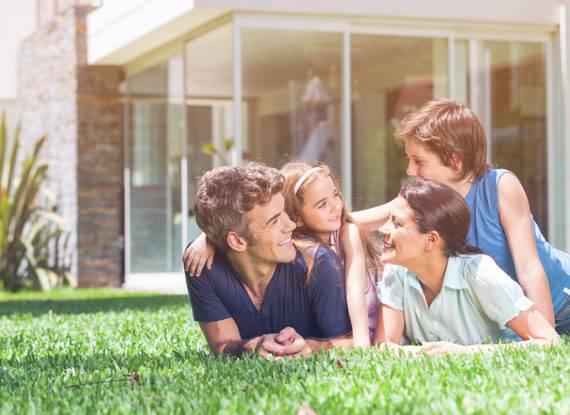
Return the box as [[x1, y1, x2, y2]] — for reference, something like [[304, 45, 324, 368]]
[[379, 196, 426, 267], [298, 174, 342, 243], [405, 139, 460, 187]]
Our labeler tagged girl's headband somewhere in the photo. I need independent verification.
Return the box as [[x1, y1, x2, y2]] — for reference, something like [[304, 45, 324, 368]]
[[294, 167, 323, 194]]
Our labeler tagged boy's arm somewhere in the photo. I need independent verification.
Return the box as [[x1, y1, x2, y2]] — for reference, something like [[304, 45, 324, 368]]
[[497, 173, 554, 326], [340, 222, 370, 348], [350, 198, 395, 233]]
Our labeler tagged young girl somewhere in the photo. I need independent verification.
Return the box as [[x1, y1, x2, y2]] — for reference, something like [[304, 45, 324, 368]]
[[355, 98, 570, 335], [374, 179, 558, 355], [184, 161, 383, 347], [281, 162, 383, 347]]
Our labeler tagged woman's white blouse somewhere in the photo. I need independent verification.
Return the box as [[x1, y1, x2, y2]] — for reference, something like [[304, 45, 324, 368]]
[[377, 254, 534, 345]]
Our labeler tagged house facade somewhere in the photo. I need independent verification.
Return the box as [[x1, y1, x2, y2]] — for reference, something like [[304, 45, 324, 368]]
[[17, 0, 570, 291]]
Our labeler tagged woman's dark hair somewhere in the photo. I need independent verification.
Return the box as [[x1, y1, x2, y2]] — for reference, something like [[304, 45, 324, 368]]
[[399, 179, 482, 257]]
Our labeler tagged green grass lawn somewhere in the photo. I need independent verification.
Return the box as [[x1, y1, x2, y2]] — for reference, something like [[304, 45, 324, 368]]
[[1, 289, 569, 414]]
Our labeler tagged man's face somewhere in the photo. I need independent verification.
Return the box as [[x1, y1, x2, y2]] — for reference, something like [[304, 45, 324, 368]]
[[243, 193, 296, 265]]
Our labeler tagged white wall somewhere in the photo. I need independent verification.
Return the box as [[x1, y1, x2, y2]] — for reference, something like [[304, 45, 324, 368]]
[[0, 0, 36, 99], [88, 0, 562, 65], [198, 0, 560, 25], [87, 0, 226, 65], [0, 0, 36, 127]]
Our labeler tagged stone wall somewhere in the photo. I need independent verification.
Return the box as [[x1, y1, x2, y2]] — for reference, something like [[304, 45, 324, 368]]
[[17, 5, 124, 287]]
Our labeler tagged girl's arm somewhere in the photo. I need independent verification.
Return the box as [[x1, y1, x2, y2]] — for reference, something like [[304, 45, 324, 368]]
[[497, 173, 555, 326], [339, 222, 371, 348], [373, 303, 405, 345], [182, 232, 216, 276], [350, 198, 395, 233]]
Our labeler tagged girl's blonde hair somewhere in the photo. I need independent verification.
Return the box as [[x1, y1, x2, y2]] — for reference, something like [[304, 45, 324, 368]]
[[280, 161, 383, 285]]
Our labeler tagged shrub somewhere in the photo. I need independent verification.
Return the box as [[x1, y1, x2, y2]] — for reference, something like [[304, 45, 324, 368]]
[[0, 112, 73, 292]]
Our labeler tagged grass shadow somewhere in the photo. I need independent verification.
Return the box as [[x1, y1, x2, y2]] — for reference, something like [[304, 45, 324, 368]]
[[0, 294, 189, 317]]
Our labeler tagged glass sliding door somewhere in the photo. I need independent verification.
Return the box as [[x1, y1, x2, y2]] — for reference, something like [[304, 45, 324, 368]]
[[464, 40, 548, 234], [350, 35, 449, 210], [126, 54, 184, 273], [185, 23, 233, 242], [241, 28, 343, 176]]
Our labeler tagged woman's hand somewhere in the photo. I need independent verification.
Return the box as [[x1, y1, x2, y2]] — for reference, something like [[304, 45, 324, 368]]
[[420, 341, 468, 356], [377, 342, 423, 356], [182, 233, 215, 276]]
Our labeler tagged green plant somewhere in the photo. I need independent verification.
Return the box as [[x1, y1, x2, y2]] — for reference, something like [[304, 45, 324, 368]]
[[0, 112, 71, 292]]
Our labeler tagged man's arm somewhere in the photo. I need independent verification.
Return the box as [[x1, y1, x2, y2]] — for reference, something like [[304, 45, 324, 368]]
[[304, 334, 353, 353], [199, 319, 313, 358]]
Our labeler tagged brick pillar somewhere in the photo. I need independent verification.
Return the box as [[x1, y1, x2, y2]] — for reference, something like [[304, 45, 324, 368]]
[[17, 5, 124, 287]]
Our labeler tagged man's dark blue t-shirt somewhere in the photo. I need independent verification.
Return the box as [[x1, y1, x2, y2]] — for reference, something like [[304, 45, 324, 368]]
[[185, 246, 351, 339]]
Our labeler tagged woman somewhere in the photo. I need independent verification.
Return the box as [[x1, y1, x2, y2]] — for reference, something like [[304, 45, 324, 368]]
[[373, 179, 557, 355]]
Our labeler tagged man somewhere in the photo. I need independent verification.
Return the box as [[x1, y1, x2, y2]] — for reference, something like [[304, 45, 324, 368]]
[[185, 162, 352, 358]]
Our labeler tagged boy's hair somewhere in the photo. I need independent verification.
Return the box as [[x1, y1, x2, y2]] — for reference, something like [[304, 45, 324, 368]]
[[194, 162, 284, 252], [281, 161, 383, 285], [395, 98, 489, 181]]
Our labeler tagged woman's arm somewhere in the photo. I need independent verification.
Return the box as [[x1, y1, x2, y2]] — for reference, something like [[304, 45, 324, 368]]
[[419, 306, 558, 356], [340, 223, 370, 348], [507, 306, 558, 341], [497, 173, 554, 326], [350, 198, 395, 233], [373, 303, 405, 345]]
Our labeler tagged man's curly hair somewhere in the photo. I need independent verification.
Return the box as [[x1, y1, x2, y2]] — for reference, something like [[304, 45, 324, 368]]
[[194, 162, 284, 252]]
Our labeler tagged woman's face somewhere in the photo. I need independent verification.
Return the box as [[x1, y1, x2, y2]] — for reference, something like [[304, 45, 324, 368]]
[[379, 196, 427, 267]]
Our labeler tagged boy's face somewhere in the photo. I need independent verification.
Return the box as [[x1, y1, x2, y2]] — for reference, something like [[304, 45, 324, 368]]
[[405, 139, 461, 187]]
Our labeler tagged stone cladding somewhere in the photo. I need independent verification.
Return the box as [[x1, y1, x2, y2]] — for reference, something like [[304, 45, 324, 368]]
[[17, 5, 124, 287]]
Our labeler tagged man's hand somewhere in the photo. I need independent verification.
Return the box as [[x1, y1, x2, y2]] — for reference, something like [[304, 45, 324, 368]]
[[258, 327, 312, 359]]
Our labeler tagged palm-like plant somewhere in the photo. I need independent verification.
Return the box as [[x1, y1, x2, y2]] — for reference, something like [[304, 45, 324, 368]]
[[0, 112, 72, 292]]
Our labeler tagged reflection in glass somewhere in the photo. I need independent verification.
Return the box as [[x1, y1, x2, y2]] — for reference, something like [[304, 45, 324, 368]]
[[350, 35, 448, 210], [185, 23, 233, 241], [468, 41, 547, 234], [241, 29, 343, 176], [126, 54, 183, 273]]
